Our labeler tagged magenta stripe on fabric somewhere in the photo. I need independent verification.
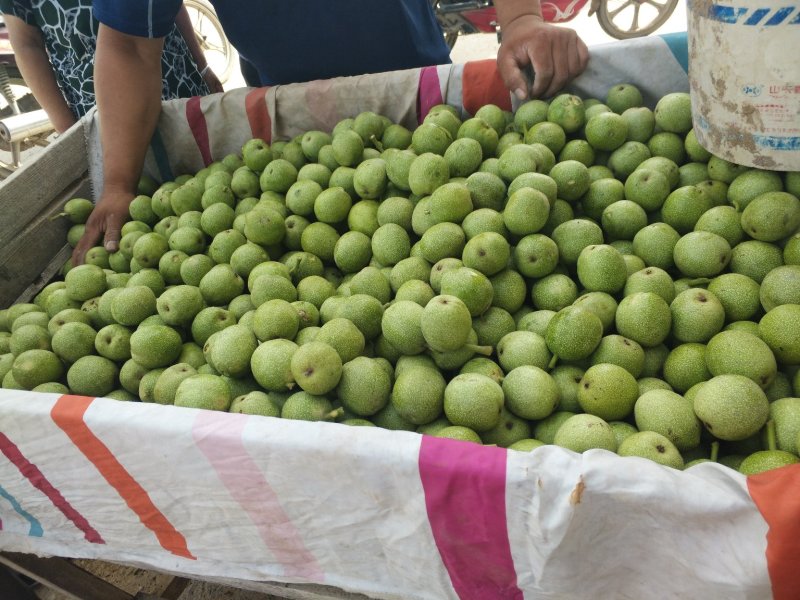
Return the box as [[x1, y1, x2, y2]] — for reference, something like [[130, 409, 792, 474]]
[[185, 96, 213, 167], [418, 66, 444, 123], [0, 431, 104, 544], [192, 412, 324, 581], [419, 436, 522, 600]]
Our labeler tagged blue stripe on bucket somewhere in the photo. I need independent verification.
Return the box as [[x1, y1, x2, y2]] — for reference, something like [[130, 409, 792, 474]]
[[753, 135, 800, 151], [708, 5, 747, 23], [765, 6, 795, 25], [660, 32, 689, 73], [699, 3, 800, 25], [744, 8, 770, 25]]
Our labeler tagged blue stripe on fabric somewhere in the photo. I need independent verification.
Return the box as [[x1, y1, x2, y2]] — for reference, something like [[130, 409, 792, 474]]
[[0, 482, 43, 537], [659, 32, 689, 73], [150, 129, 174, 183]]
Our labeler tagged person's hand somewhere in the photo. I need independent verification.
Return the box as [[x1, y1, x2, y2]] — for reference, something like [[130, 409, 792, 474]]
[[497, 15, 589, 100], [71, 189, 133, 265], [202, 67, 224, 94]]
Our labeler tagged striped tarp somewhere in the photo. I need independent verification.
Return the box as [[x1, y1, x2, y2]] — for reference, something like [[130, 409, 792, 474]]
[[1, 391, 796, 599]]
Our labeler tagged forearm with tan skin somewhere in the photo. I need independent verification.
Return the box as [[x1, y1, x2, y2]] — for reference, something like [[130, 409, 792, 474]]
[[2, 15, 76, 132], [175, 4, 224, 93], [494, 0, 589, 99], [72, 24, 164, 265]]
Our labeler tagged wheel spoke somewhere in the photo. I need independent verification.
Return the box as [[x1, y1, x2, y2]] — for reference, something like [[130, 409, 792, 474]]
[[631, 3, 641, 30], [608, 0, 634, 19], [641, 0, 667, 8], [203, 41, 226, 54]]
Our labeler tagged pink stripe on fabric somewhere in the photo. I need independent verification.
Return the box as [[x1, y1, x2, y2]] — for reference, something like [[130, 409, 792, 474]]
[[419, 436, 522, 600], [192, 412, 324, 581], [418, 66, 444, 124], [0, 431, 105, 544], [185, 96, 213, 167]]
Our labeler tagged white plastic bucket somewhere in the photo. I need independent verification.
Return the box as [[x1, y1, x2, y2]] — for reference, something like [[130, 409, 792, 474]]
[[687, 0, 800, 171]]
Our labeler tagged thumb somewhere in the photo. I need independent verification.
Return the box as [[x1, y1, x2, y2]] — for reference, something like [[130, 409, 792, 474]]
[[103, 214, 125, 253], [497, 50, 529, 102]]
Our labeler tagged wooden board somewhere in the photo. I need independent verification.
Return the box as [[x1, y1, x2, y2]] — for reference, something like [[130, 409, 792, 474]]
[[0, 177, 91, 308], [0, 125, 89, 246]]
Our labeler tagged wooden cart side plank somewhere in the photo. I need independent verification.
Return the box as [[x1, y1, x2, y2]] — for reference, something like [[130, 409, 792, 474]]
[[193, 574, 377, 600], [0, 553, 134, 600], [0, 125, 89, 246], [0, 178, 91, 308]]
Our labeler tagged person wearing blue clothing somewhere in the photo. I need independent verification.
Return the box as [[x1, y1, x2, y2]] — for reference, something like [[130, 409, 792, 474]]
[[73, 0, 589, 264]]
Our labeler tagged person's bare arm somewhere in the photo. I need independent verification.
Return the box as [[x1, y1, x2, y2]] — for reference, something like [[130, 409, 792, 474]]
[[3, 15, 76, 132], [175, 4, 223, 93], [494, 0, 589, 99], [72, 24, 164, 264]]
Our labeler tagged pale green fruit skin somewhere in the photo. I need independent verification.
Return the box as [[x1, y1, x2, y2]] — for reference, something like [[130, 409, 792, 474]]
[[741, 192, 800, 242], [174, 374, 232, 411], [502, 365, 560, 420], [545, 305, 603, 361], [662, 343, 710, 393], [250, 339, 298, 392], [152, 363, 197, 405], [739, 450, 799, 475], [618, 431, 684, 469], [443, 373, 504, 432], [508, 438, 546, 452], [66, 355, 118, 397], [336, 356, 391, 417], [760, 266, 800, 312], [693, 374, 770, 441], [769, 398, 800, 454], [705, 330, 777, 389], [589, 334, 645, 378], [759, 304, 800, 364], [420, 295, 472, 353], [553, 414, 617, 453], [289, 341, 342, 396], [576, 245, 627, 294], [205, 324, 258, 379], [707, 273, 761, 322], [670, 288, 726, 344], [230, 391, 280, 418], [392, 365, 446, 425], [615, 292, 672, 348], [435, 425, 482, 443], [11, 349, 63, 390], [634, 389, 701, 451], [497, 330, 551, 372], [381, 301, 426, 355], [480, 407, 532, 447], [578, 363, 639, 421], [129, 325, 182, 369]]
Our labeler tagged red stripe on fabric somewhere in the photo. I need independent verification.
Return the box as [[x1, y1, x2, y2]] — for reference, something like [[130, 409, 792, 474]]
[[0, 431, 104, 544], [418, 66, 444, 124], [245, 87, 272, 144], [462, 59, 512, 115], [192, 411, 324, 581], [747, 464, 800, 600], [418, 436, 522, 600], [50, 395, 194, 559], [185, 96, 212, 167]]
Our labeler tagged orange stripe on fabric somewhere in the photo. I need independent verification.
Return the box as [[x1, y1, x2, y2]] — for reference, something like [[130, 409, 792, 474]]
[[50, 395, 195, 559], [245, 87, 272, 144], [747, 464, 800, 600], [462, 59, 512, 115]]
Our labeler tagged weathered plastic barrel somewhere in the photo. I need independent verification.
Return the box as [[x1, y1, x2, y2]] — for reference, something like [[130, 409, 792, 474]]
[[687, 0, 800, 171]]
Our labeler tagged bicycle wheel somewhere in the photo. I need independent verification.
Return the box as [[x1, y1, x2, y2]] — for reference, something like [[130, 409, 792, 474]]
[[184, 0, 235, 83], [597, 0, 679, 40]]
